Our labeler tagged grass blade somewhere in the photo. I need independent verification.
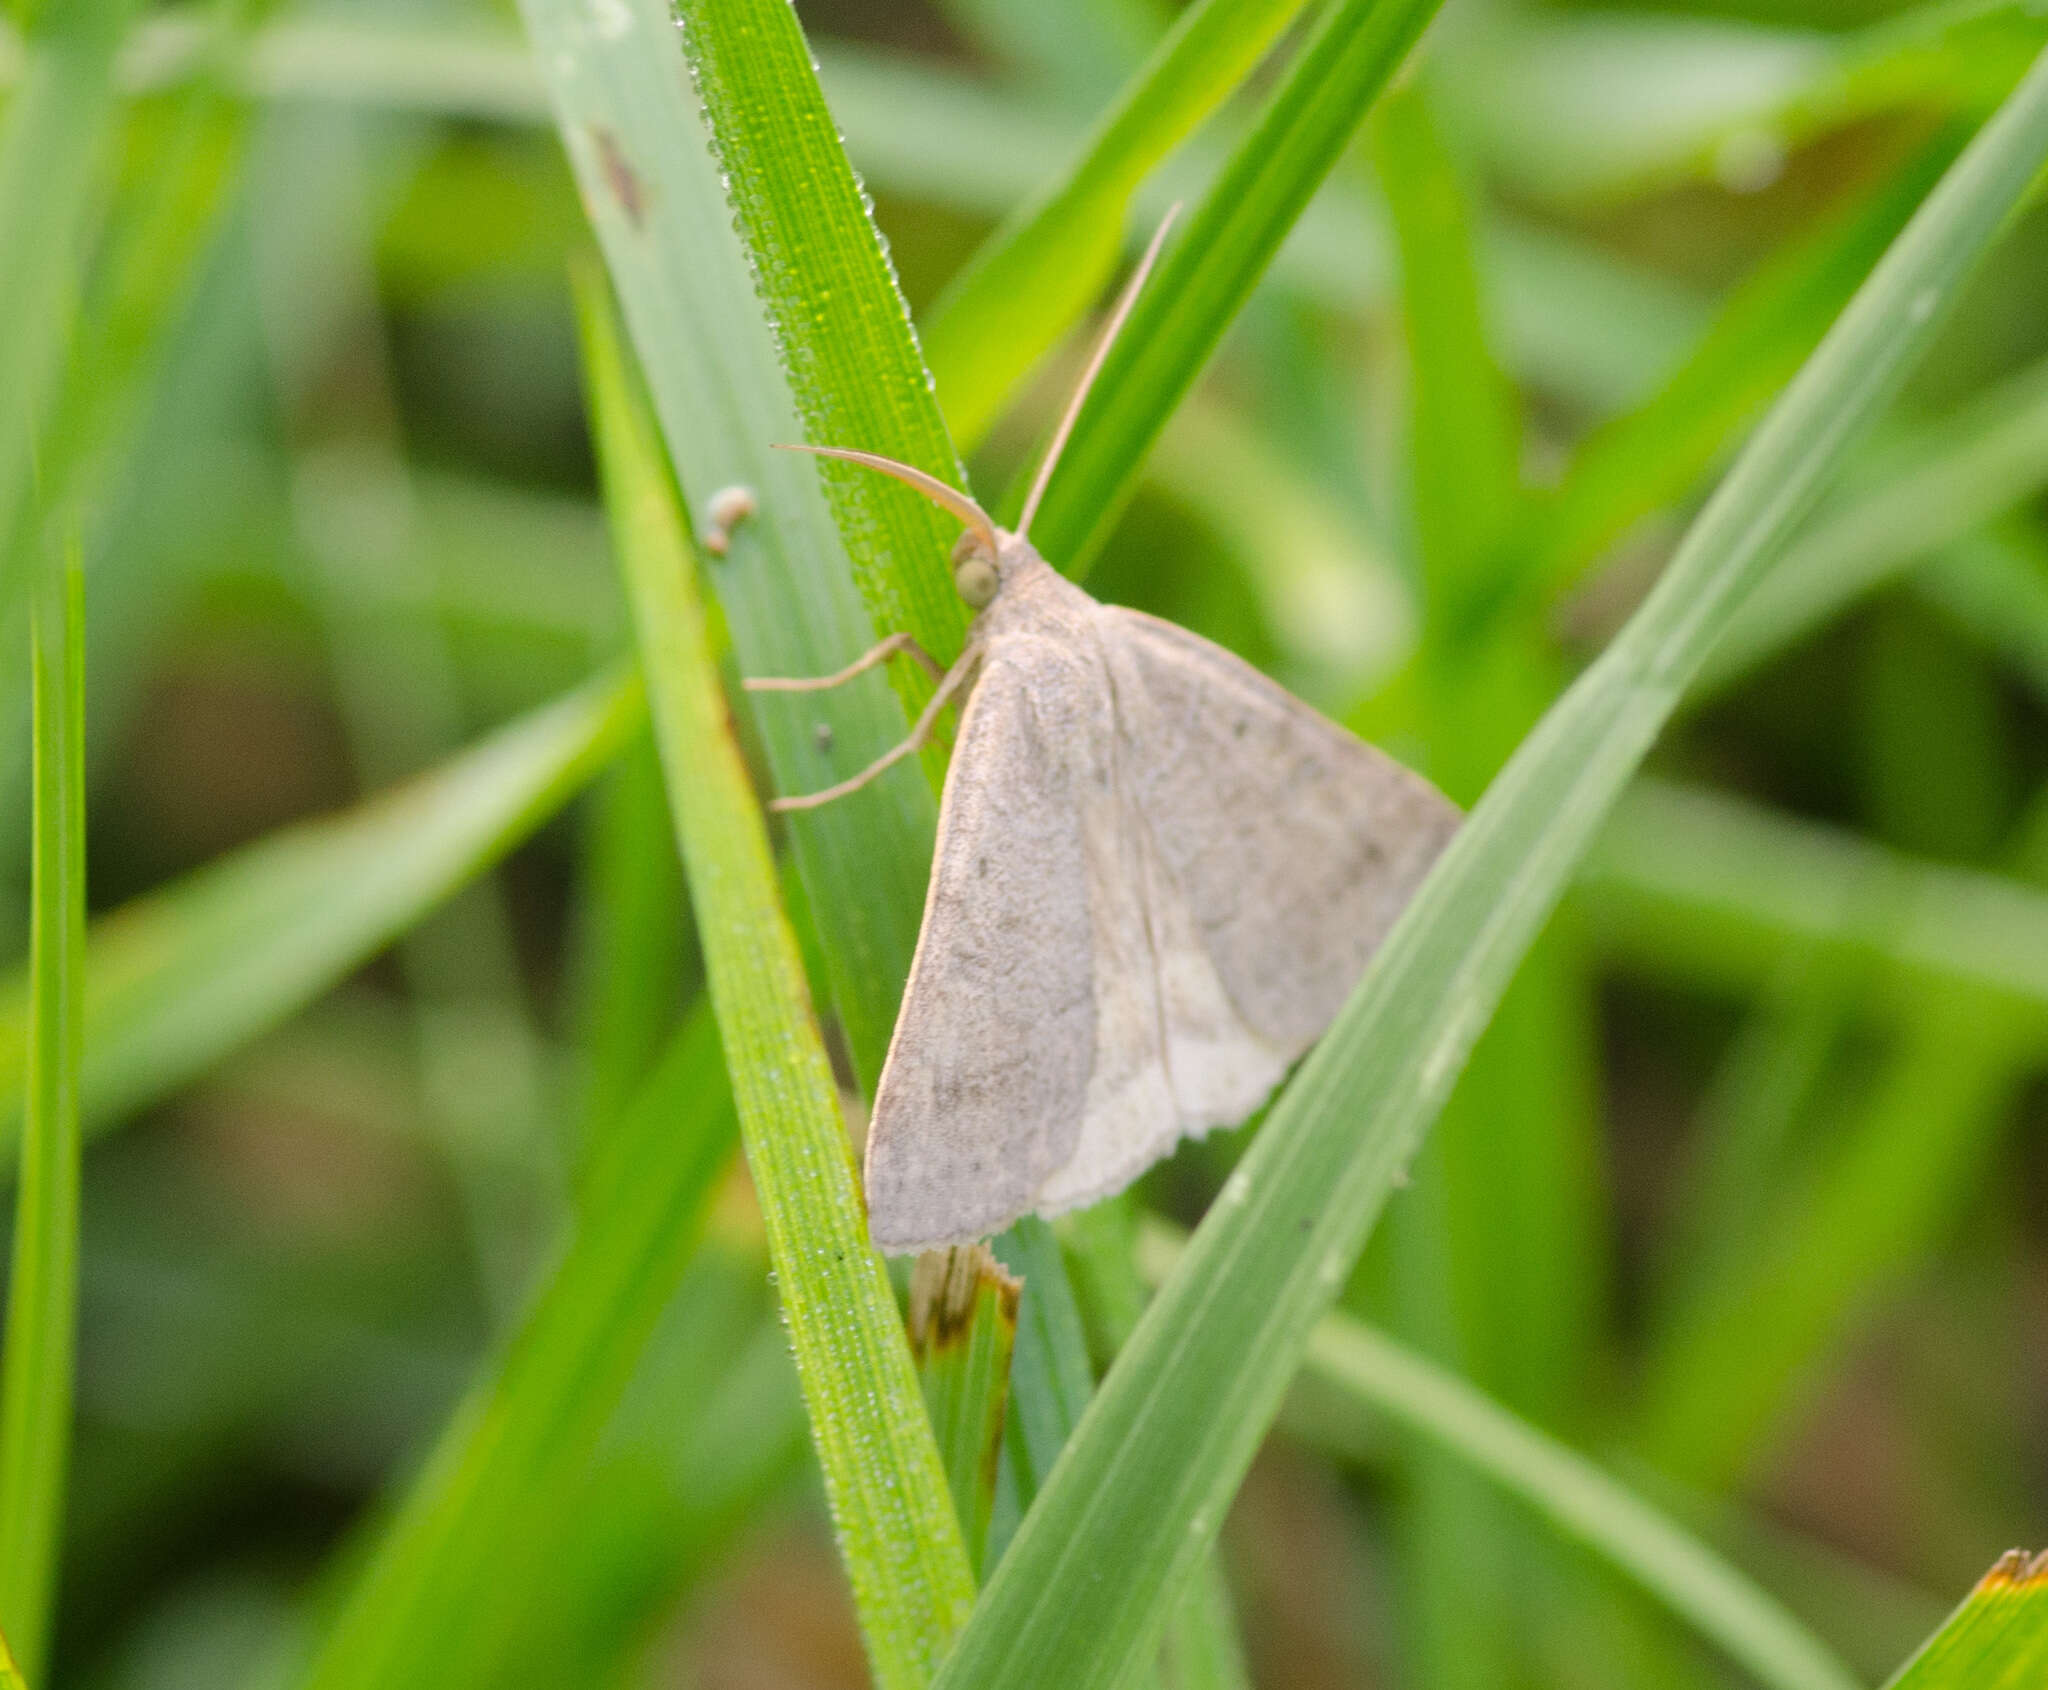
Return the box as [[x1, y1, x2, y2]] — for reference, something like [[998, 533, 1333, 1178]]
[[1632, 993, 2032, 1488], [1580, 777, 2048, 1024], [0, 671, 642, 1155], [1883, 1550, 2048, 1689], [1137, 1221, 1862, 1690], [291, 1008, 738, 1690], [675, 0, 973, 683], [1019, 0, 1447, 564], [0, 0, 136, 585], [911, 1247, 1021, 1576], [920, 0, 1307, 451], [1700, 350, 2048, 692], [518, 0, 934, 1093], [579, 272, 973, 1690], [1915, 526, 2048, 702], [928, 49, 2048, 1690], [0, 545, 84, 1683], [1375, 79, 1524, 631], [1529, 134, 1954, 593]]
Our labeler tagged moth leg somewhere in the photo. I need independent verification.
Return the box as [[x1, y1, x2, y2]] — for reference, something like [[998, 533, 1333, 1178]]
[[743, 630, 944, 692], [768, 647, 982, 813]]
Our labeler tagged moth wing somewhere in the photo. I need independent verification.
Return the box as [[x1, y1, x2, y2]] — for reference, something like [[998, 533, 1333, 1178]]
[[863, 637, 1105, 1254], [1099, 605, 1459, 1057]]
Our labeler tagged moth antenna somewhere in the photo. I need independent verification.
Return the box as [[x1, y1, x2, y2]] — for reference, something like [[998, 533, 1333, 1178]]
[[1015, 203, 1182, 545], [775, 443, 1000, 560]]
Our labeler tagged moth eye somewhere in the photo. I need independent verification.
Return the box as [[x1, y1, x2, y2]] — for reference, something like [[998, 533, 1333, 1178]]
[[950, 534, 999, 609]]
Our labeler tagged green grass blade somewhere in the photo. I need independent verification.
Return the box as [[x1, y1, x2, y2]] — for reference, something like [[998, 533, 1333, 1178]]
[[675, 0, 972, 680], [579, 272, 973, 1690], [1700, 350, 2048, 692], [569, 728, 691, 1162], [1915, 526, 2048, 702], [1632, 993, 2032, 1488], [0, 671, 641, 1156], [1529, 135, 1953, 593], [1019, 0, 1447, 564], [911, 1247, 1021, 1577], [1580, 777, 2048, 1024], [1137, 1220, 1862, 1690], [1883, 1551, 2048, 1689], [0, 0, 135, 581], [1449, 1, 2043, 204], [928, 51, 2048, 1690], [518, 0, 934, 1093], [292, 1008, 738, 1690], [0, 544, 85, 1683], [1375, 79, 1523, 627], [920, 0, 1307, 451], [0, 1624, 22, 1690]]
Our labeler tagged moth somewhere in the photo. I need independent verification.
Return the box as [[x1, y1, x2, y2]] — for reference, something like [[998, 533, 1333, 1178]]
[[750, 216, 1458, 1255]]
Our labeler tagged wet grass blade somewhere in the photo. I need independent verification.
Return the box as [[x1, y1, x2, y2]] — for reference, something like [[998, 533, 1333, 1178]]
[[0, 672, 641, 1156], [675, 0, 972, 683], [927, 51, 2048, 1690], [518, 0, 934, 1094], [579, 273, 973, 1690], [921, 0, 1307, 451], [291, 1008, 738, 1690], [0, 545, 84, 1683]]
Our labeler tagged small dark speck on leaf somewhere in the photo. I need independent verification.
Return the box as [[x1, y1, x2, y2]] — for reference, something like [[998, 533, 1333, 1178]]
[[592, 126, 647, 228]]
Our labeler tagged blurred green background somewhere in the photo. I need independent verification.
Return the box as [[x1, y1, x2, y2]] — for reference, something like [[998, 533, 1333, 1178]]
[[0, 0, 2044, 1685]]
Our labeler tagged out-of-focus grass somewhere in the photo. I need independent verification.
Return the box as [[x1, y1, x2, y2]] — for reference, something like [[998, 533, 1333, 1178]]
[[0, 3, 2040, 1689]]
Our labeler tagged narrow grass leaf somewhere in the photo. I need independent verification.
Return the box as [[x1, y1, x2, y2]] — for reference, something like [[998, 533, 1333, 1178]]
[[929, 52, 2048, 1690], [921, 0, 1307, 451], [1530, 134, 1952, 593], [293, 1008, 738, 1690], [1633, 992, 2033, 1488], [910, 1247, 1021, 1576], [0, 671, 641, 1156], [0, 546, 85, 1684], [1915, 526, 2048, 703], [519, 0, 933, 1092], [580, 276, 972, 1690], [1883, 1550, 2048, 1690], [675, 0, 972, 682], [1138, 1221, 1861, 1690], [1580, 777, 2048, 1027], [1700, 349, 2048, 692], [1375, 79, 1523, 627], [0, 0, 136, 585], [569, 729, 691, 1163], [1020, 0, 1447, 563]]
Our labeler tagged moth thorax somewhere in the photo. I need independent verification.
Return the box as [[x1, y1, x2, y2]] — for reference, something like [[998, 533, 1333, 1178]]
[[951, 529, 999, 609]]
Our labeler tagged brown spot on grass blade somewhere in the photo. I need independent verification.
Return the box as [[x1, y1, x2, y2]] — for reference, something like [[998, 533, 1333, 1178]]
[[910, 1245, 1021, 1575], [1978, 1548, 2048, 1592], [1884, 1548, 2048, 1689], [591, 127, 648, 229], [910, 1244, 1023, 1358]]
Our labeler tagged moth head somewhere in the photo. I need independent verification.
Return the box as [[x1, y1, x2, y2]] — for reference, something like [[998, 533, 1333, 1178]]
[[949, 530, 1000, 609], [773, 442, 1008, 610]]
